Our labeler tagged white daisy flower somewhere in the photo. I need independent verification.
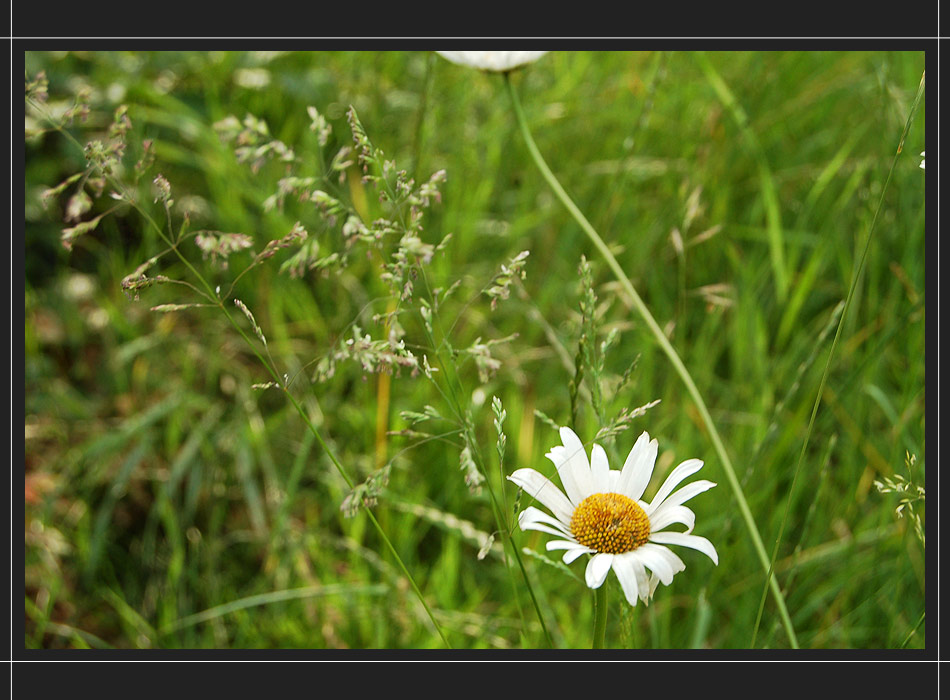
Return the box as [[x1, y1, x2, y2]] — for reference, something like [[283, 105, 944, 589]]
[[435, 51, 548, 73], [919, 151, 925, 170], [508, 426, 718, 606]]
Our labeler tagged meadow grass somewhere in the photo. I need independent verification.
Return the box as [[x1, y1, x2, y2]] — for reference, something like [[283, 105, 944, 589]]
[[23, 49, 926, 650]]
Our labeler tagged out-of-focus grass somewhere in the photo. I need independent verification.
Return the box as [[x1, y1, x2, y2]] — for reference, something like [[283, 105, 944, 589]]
[[24, 49, 925, 649]]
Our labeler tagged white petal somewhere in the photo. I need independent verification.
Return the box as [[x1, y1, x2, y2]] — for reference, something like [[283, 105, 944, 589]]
[[649, 531, 719, 565], [652, 544, 686, 576], [607, 470, 621, 492], [589, 443, 611, 493], [629, 543, 676, 585], [648, 504, 696, 534], [545, 539, 593, 563], [629, 557, 653, 603], [650, 479, 716, 514], [616, 431, 657, 501], [518, 506, 573, 538], [545, 446, 584, 507], [612, 553, 641, 606], [563, 547, 592, 564], [551, 426, 594, 503], [435, 51, 547, 72], [585, 552, 614, 588], [508, 468, 575, 526], [543, 446, 572, 505], [518, 521, 570, 540], [647, 458, 704, 512]]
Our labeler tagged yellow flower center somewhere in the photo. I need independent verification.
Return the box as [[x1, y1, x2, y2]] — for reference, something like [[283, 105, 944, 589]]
[[570, 492, 650, 554]]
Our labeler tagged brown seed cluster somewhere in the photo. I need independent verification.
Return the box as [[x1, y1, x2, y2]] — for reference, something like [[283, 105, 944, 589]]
[[570, 492, 651, 554]]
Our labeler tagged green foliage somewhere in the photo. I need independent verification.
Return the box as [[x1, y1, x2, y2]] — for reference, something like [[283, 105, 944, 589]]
[[24, 50, 925, 650]]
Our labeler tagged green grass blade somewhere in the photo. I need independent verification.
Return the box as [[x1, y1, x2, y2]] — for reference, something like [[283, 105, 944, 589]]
[[695, 52, 789, 303], [161, 583, 389, 633], [749, 69, 926, 649]]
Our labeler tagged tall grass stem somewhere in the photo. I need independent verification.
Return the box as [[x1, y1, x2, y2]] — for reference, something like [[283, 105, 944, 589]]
[[29, 102, 453, 649], [694, 52, 788, 302], [749, 70, 926, 649], [416, 268, 554, 647], [505, 72, 799, 648]]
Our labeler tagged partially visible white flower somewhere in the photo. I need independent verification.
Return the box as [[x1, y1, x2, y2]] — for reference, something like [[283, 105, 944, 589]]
[[508, 426, 718, 606], [920, 151, 925, 170], [436, 51, 548, 73]]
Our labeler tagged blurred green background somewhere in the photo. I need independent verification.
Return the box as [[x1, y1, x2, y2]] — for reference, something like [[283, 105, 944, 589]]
[[23, 50, 925, 649]]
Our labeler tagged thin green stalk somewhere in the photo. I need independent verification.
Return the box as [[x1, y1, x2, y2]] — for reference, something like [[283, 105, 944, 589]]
[[900, 611, 925, 649], [416, 269, 554, 647], [347, 112, 546, 645], [505, 73, 799, 648], [208, 289, 452, 649], [31, 100, 452, 648], [265, 356, 453, 649], [176, 259, 454, 649], [162, 583, 389, 633], [749, 69, 926, 649], [694, 52, 788, 303], [592, 582, 608, 649], [410, 51, 435, 183]]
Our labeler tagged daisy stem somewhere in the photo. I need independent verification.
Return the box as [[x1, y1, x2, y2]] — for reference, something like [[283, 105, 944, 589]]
[[592, 582, 608, 649], [505, 73, 800, 649]]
